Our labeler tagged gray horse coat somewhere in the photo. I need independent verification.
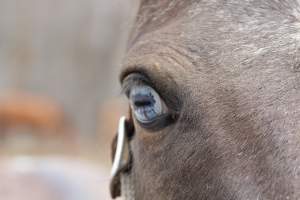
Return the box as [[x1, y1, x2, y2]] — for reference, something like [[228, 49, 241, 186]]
[[117, 0, 300, 199]]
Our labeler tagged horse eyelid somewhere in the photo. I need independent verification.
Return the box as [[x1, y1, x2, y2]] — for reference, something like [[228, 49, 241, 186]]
[[121, 74, 155, 97]]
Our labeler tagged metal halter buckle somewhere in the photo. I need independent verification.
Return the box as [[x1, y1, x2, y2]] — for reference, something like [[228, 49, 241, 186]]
[[111, 116, 130, 179]]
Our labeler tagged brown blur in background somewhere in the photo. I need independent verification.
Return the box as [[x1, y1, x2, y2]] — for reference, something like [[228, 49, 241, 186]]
[[0, 0, 137, 199]]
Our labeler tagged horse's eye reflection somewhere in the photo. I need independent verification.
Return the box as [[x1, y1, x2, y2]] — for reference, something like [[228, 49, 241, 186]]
[[129, 85, 168, 127]]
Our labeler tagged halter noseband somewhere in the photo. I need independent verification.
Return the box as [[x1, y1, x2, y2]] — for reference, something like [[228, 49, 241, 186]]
[[110, 116, 135, 199]]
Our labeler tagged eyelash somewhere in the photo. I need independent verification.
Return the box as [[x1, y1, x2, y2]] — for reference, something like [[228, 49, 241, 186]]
[[122, 74, 151, 97]]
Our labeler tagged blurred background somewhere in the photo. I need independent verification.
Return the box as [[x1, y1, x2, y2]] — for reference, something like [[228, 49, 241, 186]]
[[0, 0, 137, 199]]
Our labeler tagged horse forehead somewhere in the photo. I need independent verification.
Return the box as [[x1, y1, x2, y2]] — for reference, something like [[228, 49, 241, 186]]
[[130, 0, 300, 73], [133, 0, 300, 41]]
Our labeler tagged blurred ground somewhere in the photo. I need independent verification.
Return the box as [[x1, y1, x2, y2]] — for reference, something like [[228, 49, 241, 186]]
[[0, 0, 137, 199], [0, 156, 110, 200]]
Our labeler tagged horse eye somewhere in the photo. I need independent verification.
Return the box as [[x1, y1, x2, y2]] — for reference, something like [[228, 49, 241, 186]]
[[129, 85, 168, 126]]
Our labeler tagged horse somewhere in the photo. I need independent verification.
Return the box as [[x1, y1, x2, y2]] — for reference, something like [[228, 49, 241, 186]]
[[111, 0, 300, 199]]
